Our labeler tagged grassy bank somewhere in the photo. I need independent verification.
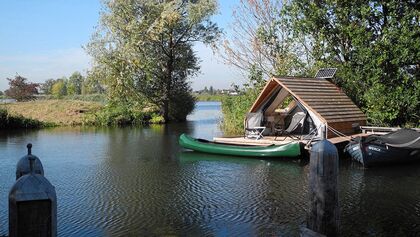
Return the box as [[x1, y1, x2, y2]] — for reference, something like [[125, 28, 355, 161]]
[[1, 99, 164, 127], [3, 100, 103, 126], [0, 107, 49, 129]]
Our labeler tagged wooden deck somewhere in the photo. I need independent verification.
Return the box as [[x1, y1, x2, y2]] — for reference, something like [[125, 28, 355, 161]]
[[214, 133, 371, 147], [213, 136, 305, 146]]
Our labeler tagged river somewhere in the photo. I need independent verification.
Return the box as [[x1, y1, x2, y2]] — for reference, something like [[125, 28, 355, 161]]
[[0, 101, 419, 236]]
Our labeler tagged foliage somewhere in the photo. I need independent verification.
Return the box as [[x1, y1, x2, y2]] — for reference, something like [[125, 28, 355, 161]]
[[289, 0, 420, 126], [67, 71, 84, 95], [168, 83, 196, 121], [86, 0, 221, 122], [0, 90, 4, 96], [221, 66, 265, 135], [4, 75, 39, 102], [195, 93, 227, 102], [63, 94, 107, 103], [83, 103, 162, 126], [0, 107, 49, 129], [81, 74, 106, 95], [51, 79, 67, 98], [221, 0, 314, 77], [40, 79, 56, 95]]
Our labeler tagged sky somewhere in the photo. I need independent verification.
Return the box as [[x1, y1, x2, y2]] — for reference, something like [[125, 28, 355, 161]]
[[0, 0, 243, 92]]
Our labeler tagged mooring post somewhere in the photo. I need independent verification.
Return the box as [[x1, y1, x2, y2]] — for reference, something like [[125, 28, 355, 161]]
[[302, 139, 339, 237], [16, 143, 44, 179], [9, 144, 57, 237]]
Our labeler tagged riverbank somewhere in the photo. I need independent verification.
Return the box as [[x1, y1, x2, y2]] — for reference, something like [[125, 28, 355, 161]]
[[2, 100, 102, 126], [1, 99, 164, 127]]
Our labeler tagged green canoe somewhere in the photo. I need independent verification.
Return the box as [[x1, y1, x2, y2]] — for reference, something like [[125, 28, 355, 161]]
[[179, 134, 301, 157]]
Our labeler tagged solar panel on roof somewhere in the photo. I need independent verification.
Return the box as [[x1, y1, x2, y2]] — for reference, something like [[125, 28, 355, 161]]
[[315, 68, 337, 79]]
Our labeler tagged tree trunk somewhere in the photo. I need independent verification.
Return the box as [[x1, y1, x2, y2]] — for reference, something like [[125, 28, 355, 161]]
[[163, 34, 174, 123]]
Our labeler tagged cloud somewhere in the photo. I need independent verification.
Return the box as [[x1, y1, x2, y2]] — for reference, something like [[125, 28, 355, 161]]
[[0, 48, 91, 90]]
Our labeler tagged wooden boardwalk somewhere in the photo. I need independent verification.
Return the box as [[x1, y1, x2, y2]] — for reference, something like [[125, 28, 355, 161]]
[[213, 133, 371, 147], [213, 136, 304, 146]]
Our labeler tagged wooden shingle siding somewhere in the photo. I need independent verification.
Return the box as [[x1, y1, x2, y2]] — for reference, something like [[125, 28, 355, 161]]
[[250, 77, 367, 137], [276, 77, 367, 136]]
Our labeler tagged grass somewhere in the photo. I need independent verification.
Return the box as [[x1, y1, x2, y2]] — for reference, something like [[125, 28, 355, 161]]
[[2, 100, 103, 126], [0, 107, 49, 128]]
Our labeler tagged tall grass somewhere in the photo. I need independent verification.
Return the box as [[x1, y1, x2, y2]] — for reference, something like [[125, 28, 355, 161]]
[[0, 107, 51, 128], [220, 89, 260, 135]]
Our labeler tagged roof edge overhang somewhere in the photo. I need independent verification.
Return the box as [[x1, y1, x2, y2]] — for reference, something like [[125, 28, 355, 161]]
[[249, 78, 279, 113]]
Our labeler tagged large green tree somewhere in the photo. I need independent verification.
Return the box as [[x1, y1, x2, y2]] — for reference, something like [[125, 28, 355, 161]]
[[290, 0, 420, 126], [87, 0, 220, 122], [67, 71, 84, 95]]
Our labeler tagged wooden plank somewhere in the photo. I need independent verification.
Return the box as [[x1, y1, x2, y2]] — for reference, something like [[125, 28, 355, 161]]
[[285, 85, 338, 90], [319, 111, 366, 116], [312, 104, 360, 111], [315, 108, 362, 114], [291, 88, 340, 93], [324, 113, 367, 118], [299, 95, 350, 100], [327, 133, 369, 144], [213, 136, 305, 146], [309, 102, 356, 107], [328, 117, 368, 123], [296, 92, 348, 96], [279, 78, 329, 83]]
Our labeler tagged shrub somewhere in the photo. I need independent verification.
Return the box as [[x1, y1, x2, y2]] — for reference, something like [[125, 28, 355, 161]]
[[0, 107, 50, 129]]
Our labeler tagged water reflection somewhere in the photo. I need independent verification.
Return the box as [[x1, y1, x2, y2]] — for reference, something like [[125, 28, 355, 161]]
[[0, 102, 419, 236]]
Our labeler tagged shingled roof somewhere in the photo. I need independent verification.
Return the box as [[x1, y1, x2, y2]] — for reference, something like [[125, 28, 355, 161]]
[[250, 76, 367, 124]]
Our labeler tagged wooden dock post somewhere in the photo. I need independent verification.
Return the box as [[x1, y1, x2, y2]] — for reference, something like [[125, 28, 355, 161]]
[[9, 144, 57, 237], [16, 143, 44, 179], [303, 139, 339, 237]]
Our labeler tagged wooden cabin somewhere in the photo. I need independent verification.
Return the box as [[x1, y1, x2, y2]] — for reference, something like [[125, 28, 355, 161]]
[[214, 69, 367, 145]]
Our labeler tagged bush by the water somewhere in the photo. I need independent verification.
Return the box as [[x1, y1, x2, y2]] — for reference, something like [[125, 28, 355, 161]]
[[221, 90, 260, 135], [220, 67, 265, 135], [0, 108, 49, 129], [84, 104, 164, 126]]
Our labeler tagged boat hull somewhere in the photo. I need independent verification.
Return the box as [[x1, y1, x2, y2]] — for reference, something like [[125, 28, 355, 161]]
[[346, 140, 420, 167], [179, 134, 301, 158]]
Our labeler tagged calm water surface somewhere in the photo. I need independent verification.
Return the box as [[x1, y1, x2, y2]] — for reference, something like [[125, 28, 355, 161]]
[[0, 101, 419, 236]]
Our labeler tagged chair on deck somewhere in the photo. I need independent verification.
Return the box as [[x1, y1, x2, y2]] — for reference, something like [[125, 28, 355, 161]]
[[244, 112, 266, 140], [274, 112, 306, 141]]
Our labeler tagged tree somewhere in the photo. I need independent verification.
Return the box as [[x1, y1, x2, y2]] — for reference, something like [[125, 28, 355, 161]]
[[51, 79, 67, 98], [0, 91, 3, 96], [221, 0, 313, 78], [290, 0, 420, 126], [209, 86, 214, 95], [4, 75, 39, 101], [67, 71, 84, 95], [40, 79, 56, 95], [86, 0, 221, 122]]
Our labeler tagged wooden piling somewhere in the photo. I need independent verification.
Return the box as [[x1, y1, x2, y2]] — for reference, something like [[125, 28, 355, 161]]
[[9, 144, 57, 237], [306, 139, 339, 237], [15, 143, 44, 180]]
